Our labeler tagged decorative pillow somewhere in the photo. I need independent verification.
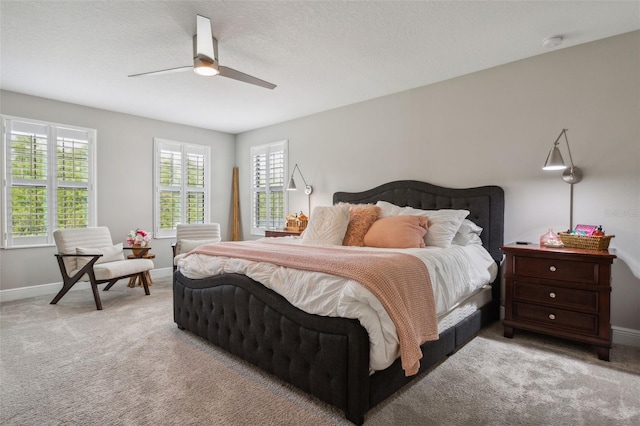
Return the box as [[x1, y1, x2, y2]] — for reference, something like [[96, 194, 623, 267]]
[[342, 204, 381, 246], [363, 215, 427, 248], [301, 204, 350, 245], [452, 219, 483, 246], [76, 243, 125, 269], [376, 200, 404, 218], [178, 239, 219, 254]]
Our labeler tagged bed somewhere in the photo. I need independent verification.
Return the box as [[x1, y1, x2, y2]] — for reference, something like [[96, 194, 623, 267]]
[[173, 180, 504, 424]]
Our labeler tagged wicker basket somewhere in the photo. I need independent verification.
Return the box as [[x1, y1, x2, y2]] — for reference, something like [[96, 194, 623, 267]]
[[558, 233, 614, 250], [298, 213, 308, 232], [285, 213, 309, 232], [286, 215, 299, 231]]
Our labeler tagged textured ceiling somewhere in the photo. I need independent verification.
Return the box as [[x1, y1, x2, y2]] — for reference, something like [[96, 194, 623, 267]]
[[1, 1, 639, 134]]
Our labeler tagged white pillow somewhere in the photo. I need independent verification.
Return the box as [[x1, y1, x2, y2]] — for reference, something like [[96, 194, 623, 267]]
[[178, 239, 219, 254], [76, 243, 125, 269], [400, 208, 468, 248], [375, 201, 469, 248], [301, 204, 350, 245], [376, 200, 404, 218], [452, 219, 483, 246]]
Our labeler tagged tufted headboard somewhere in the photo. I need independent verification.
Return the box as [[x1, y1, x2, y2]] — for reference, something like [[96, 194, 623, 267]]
[[333, 180, 504, 262]]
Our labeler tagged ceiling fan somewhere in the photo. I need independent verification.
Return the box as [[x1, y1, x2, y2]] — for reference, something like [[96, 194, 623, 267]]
[[128, 15, 276, 90]]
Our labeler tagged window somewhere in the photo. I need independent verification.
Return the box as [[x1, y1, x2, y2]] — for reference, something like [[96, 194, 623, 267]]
[[153, 138, 210, 238], [251, 140, 288, 234], [1, 116, 97, 248]]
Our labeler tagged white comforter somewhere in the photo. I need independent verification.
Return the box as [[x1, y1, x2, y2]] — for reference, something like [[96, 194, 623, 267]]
[[178, 238, 498, 371]]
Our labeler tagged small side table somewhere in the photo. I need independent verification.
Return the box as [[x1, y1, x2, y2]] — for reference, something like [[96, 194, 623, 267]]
[[127, 253, 155, 287]]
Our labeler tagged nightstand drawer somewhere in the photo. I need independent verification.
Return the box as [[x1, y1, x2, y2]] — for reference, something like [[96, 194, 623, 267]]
[[513, 281, 598, 312], [513, 302, 598, 335], [514, 256, 598, 284]]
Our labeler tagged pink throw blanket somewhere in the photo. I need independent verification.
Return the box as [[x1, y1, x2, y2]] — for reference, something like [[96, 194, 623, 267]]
[[190, 241, 438, 376]]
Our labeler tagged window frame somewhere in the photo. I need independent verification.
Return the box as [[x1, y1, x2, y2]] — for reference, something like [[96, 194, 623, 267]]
[[250, 140, 288, 235], [153, 138, 210, 239], [1, 115, 97, 249]]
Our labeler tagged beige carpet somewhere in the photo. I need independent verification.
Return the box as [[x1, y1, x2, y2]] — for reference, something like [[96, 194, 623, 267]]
[[1, 276, 639, 425]]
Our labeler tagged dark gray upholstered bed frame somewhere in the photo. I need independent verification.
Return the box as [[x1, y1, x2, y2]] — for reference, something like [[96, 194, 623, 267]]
[[173, 180, 504, 424]]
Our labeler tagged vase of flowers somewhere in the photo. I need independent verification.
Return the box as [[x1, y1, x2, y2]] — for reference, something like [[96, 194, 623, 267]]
[[127, 229, 151, 256]]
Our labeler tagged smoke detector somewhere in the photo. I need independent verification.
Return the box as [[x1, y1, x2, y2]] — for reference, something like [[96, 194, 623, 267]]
[[542, 36, 563, 48]]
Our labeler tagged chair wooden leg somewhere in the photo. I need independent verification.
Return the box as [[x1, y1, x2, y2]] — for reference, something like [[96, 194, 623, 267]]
[[52, 281, 102, 310], [84, 270, 102, 310], [139, 272, 150, 296], [50, 280, 77, 305], [51, 256, 78, 305], [104, 279, 118, 291], [90, 281, 103, 310]]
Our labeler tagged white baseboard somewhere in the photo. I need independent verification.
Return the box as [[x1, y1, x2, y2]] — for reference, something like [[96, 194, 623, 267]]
[[612, 326, 640, 348], [0, 268, 173, 303]]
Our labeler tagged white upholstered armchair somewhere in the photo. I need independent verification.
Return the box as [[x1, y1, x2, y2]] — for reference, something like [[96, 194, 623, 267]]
[[172, 223, 222, 271], [52, 227, 154, 310]]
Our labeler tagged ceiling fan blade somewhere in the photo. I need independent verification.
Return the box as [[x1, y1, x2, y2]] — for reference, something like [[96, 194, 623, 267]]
[[196, 15, 215, 60], [219, 66, 276, 90], [128, 66, 193, 78]]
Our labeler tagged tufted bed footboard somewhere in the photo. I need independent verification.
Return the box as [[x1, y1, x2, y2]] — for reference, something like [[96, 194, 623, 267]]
[[173, 270, 498, 424]]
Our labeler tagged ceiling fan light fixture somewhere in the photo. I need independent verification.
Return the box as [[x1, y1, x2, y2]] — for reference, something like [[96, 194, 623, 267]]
[[193, 57, 219, 76]]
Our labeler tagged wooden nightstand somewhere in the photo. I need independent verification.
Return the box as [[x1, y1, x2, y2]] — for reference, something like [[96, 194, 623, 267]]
[[265, 229, 302, 238], [501, 244, 616, 360]]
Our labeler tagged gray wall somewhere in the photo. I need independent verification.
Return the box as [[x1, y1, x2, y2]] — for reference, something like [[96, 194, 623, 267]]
[[236, 31, 640, 332], [0, 91, 235, 290]]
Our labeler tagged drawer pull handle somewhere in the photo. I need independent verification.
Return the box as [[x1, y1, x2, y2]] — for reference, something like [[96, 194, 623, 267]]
[[549, 266, 557, 272], [549, 292, 556, 298], [548, 313, 556, 320]]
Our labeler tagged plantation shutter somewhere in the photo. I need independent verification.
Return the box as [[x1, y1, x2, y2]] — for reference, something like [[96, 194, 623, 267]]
[[268, 149, 285, 229], [250, 140, 287, 234], [252, 146, 268, 230], [56, 127, 92, 230], [185, 145, 206, 224], [156, 140, 183, 236]]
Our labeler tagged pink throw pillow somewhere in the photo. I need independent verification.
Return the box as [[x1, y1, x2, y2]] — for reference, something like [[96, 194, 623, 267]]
[[342, 204, 381, 246], [363, 215, 428, 249]]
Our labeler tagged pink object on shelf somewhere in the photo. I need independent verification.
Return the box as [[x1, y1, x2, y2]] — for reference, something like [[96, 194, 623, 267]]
[[540, 228, 563, 247], [574, 224, 597, 236]]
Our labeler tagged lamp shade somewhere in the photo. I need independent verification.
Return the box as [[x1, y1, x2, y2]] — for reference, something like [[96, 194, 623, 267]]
[[287, 176, 297, 191], [543, 146, 567, 170]]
